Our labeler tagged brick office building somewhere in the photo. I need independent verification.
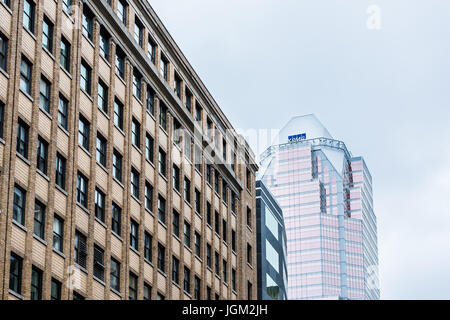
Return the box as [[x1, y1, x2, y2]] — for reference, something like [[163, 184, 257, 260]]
[[0, 0, 258, 300]]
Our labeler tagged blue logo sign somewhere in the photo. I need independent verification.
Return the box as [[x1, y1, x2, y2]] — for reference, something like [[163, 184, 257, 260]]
[[288, 133, 307, 142]]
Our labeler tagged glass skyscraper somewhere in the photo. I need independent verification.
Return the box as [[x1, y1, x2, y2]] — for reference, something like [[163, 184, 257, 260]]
[[259, 114, 379, 300]]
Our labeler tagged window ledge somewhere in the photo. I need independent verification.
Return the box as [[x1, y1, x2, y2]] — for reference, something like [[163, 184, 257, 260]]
[[33, 234, 48, 246], [57, 124, 70, 137], [112, 177, 124, 188], [8, 289, 24, 300], [76, 202, 90, 215], [110, 287, 122, 297], [39, 107, 53, 121], [42, 46, 55, 61], [79, 145, 92, 158], [129, 246, 140, 256], [0, 67, 9, 79], [97, 106, 110, 120], [53, 248, 66, 259], [37, 169, 50, 182], [94, 217, 107, 229], [19, 88, 34, 102], [16, 153, 31, 166], [55, 184, 68, 196], [157, 270, 168, 278], [60, 65, 72, 79], [23, 26, 37, 40], [93, 276, 106, 287], [12, 220, 27, 233]]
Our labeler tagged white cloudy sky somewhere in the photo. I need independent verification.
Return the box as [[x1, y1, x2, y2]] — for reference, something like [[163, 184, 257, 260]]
[[149, 0, 450, 299]]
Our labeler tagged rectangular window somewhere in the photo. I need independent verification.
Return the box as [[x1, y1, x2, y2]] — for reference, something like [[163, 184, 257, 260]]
[[97, 80, 108, 113], [93, 245, 105, 281], [0, 32, 8, 71], [160, 55, 168, 81], [194, 145, 201, 172], [33, 200, 45, 239], [74, 231, 87, 269], [158, 195, 166, 224], [36, 136, 48, 175], [112, 203, 122, 236], [30, 266, 43, 300], [172, 210, 180, 237], [55, 153, 66, 190], [113, 150, 123, 183], [80, 60, 92, 95], [223, 139, 227, 162], [117, 0, 128, 25], [23, 0, 35, 33], [95, 188, 106, 222], [144, 232, 152, 262], [183, 267, 191, 294], [158, 148, 166, 177], [96, 134, 107, 167], [246, 168, 251, 191], [157, 293, 165, 300], [222, 219, 227, 243], [145, 133, 154, 163], [133, 71, 142, 99], [184, 134, 191, 161], [9, 253, 23, 295], [78, 115, 90, 150], [110, 258, 120, 292], [82, 9, 93, 40], [231, 193, 237, 214], [184, 177, 191, 204], [194, 232, 201, 258], [215, 211, 220, 235], [146, 86, 155, 115], [159, 102, 167, 130], [215, 252, 220, 276], [131, 118, 141, 148], [131, 168, 140, 198], [172, 256, 179, 285], [13, 185, 26, 226], [194, 189, 201, 214], [214, 172, 220, 194], [173, 118, 181, 146], [172, 165, 180, 192], [195, 102, 202, 122], [144, 283, 151, 300], [194, 277, 201, 300], [129, 273, 137, 300], [73, 292, 85, 300], [114, 98, 124, 130], [115, 48, 125, 78], [247, 243, 252, 265], [99, 29, 110, 61], [185, 89, 192, 112], [248, 281, 252, 300], [42, 17, 53, 53], [206, 165, 211, 185], [76, 172, 88, 208], [148, 37, 156, 64], [231, 230, 236, 252], [207, 287, 211, 300], [51, 279, 61, 300], [58, 95, 68, 129], [20, 56, 32, 94], [134, 18, 143, 47], [223, 260, 228, 283], [232, 269, 236, 292], [157, 243, 165, 272], [62, 0, 72, 13], [0, 102, 3, 139], [206, 244, 212, 268], [206, 202, 212, 226], [145, 182, 153, 211], [247, 207, 252, 228], [60, 37, 71, 72], [53, 215, 64, 252], [130, 219, 139, 250], [174, 74, 181, 98], [184, 221, 191, 248]]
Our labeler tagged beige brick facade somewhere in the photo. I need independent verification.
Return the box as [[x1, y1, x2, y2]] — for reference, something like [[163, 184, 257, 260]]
[[0, 0, 258, 300]]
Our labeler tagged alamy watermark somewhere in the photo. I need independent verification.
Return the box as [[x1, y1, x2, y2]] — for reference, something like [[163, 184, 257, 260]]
[[367, 5, 382, 30]]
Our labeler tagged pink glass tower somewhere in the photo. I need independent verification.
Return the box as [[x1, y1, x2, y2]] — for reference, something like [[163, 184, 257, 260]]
[[259, 115, 379, 300]]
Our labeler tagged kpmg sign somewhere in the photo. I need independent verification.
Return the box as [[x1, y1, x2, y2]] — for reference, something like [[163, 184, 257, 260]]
[[288, 133, 307, 142]]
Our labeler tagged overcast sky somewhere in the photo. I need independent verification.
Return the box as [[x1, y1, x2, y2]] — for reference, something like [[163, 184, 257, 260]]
[[149, 0, 450, 299]]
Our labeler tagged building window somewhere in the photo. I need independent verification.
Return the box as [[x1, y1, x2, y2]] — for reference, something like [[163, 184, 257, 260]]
[[159, 102, 167, 130], [30, 267, 43, 300], [157, 243, 165, 272], [207, 287, 211, 300], [51, 279, 61, 300], [99, 28, 110, 61], [157, 293, 165, 300], [58, 95, 68, 130], [82, 9, 93, 41], [80, 60, 92, 95], [215, 252, 220, 276], [145, 133, 154, 163], [13, 185, 26, 226], [78, 115, 90, 150], [247, 207, 252, 228], [131, 168, 140, 198], [53, 215, 64, 252], [184, 134, 191, 161], [248, 281, 253, 299], [158, 148, 166, 177], [20, 56, 32, 94], [246, 168, 251, 191], [73, 292, 85, 300], [184, 177, 191, 204], [194, 146, 201, 172], [183, 267, 191, 294], [194, 189, 201, 214], [194, 277, 201, 300], [232, 230, 236, 252], [60, 37, 71, 72], [206, 165, 211, 185], [115, 48, 125, 79], [172, 256, 179, 285], [214, 171, 219, 194], [147, 86, 155, 115], [110, 259, 120, 292], [133, 71, 142, 100], [206, 202, 212, 226], [172, 210, 180, 237], [95, 188, 106, 222], [172, 165, 180, 192], [76, 172, 88, 208], [232, 269, 236, 292], [97, 80, 108, 113], [0, 101, 4, 139], [206, 244, 212, 268], [113, 150, 123, 183], [112, 203, 122, 236], [114, 98, 124, 130], [134, 18, 143, 47], [174, 74, 181, 98], [93, 245, 105, 281], [96, 134, 107, 166], [144, 232, 152, 262], [9, 253, 22, 295], [184, 221, 191, 248], [185, 89, 192, 112], [247, 243, 252, 265], [231, 193, 237, 214], [55, 153, 66, 190], [222, 219, 227, 243], [62, 0, 72, 13], [223, 260, 228, 283], [223, 139, 227, 162], [74, 231, 87, 269], [117, 0, 128, 25], [173, 118, 181, 146], [145, 182, 153, 211], [195, 102, 202, 122], [33, 200, 45, 239], [160, 55, 168, 81], [144, 283, 152, 300], [130, 219, 139, 250], [131, 118, 141, 148], [42, 16, 53, 53], [148, 37, 156, 64], [36, 136, 48, 175], [158, 195, 166, 224], [129, 273, 137, 300], [0, 32, 7, 72], [194, 232, 201, 257], [23, 0, 35, 33], [214, 211, 220, 235]]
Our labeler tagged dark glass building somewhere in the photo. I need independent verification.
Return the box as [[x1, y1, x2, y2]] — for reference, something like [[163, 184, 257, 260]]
[[256, 180, 288, 300]]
